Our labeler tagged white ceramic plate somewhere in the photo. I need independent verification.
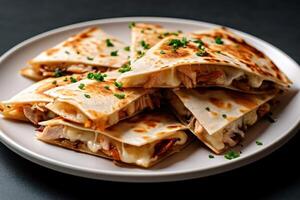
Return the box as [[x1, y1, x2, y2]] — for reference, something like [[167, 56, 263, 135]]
[[0, 17, 299, 182]]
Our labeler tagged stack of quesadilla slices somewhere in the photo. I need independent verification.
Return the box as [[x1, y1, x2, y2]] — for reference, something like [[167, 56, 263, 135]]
[[0, 23, 291, 168]]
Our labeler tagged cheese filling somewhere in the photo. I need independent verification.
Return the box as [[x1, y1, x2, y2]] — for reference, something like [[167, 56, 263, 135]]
[[166, 90, 270, 153], [38, 124, 188, 167]]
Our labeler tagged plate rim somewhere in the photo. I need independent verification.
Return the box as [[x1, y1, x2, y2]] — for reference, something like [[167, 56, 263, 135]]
[[0, 16, 299, 182]]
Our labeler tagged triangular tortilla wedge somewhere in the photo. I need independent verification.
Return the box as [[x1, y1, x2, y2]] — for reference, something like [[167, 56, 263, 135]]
[[130, 23, 169, 63], [0, 75, 83, 124], [44, 73, 160, 130], [118, 27, 291, 93], [20, 27, 130, 80], [165, 88, 276, 154], [37, 111, 191, 168]]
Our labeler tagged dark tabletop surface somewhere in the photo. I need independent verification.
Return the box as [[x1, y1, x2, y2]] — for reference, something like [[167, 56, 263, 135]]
[[0, 0, 299, 199]]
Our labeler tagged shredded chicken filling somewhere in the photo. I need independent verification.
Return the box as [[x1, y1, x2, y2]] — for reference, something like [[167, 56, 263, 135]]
[[38, 124, 187, 167]]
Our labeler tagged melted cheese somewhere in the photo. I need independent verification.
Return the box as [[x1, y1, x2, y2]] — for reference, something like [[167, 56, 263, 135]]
[[46, 125, 188, 167]]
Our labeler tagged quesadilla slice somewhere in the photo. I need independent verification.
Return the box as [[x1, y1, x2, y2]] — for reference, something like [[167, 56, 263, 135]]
[[130, 23, 181, 62], [165, 88, 275, 154], [0, 75, 83, 124], [44, 74, 160, 130], [118, 27, 291, 93], [20, 27, 130, 80], [37, 112, 190, 168]]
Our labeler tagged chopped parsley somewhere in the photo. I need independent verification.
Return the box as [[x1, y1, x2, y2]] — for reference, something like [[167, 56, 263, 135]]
[[222, 114, 227, 119], [63, 77, 68, 82], [160, 50, 166, 54], [65, 51, 70, 54], [194, 39, 204, 48], [205, 107, 210, 111], [110, 50, 118, 56], [124, 46, 130, 51], [224, 150, 240, 160], [114, 81, 123, 89], [106, 39, 114, 47], [87, 72, 107, 82], [54, 68, 65, 77], [128, 22, 136, 29], [87, 56, 94, 61], [84, 94, 91, 98], [78, 83, 85, 90], [215, 36, 224, 44], [256, 140, 263, 146], [196, 49, 208, 57], [140, 40, 150, 49], [52, 80, 57, 85], [141, 30, 144, 33], [209, 155, 215, 159], [168, 37, 188, 50], [137, 50, 145, 58], [104, 85, 110, 90], [70, 77, 77, 83], [118, 63, 131, 73], [114, 93, 125, 99]]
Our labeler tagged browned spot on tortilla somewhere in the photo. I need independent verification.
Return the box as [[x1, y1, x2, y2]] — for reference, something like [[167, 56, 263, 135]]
[[135, 23, 162, 29], [144, 120, 159, 128], [226, 116, 237, 121], [209, 97, 225, 108], [143, 136, 150, 140], [156, 42, 190, 59], [167, 125, 182, 129], [210, 111, 218, 117], [63, 27, 98, 48], [240, 109, 249, 113], [228, 92, 257, 109], [133, 128, 147, 133], [46, 48, 59, 56], [57, 89, 76, 97]]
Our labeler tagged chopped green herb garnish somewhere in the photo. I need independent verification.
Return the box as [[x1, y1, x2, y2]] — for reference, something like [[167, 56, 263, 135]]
[[168, 37, 189, 50], [84, 94, 91, 98], [87, 56, 94, 60], [128, 22, 136, 29], [224, 150, 240, 160], [106, 39, 114, 47], [52, 80, 57, 85], [137, 50, 145, 58], [70, 77, 77, 83], [222, 114, 227, 119], [256, 140, 263, 146], [110, 50, 118, 56], [114, 93, 125, 99], [196, 49, 208, 57], [140, 40, 150, 49], [194, 39, 204, 47], [118, 63, 131, 73], [141, 30, 144, 33], [209, 155, 215, 159], [63, 77, 68, 82], [78, 83, 85, 90], [104, 85, 110, 90], [65, 51, 70, 54], [160, 50, 166, 54], [205, 107, 210, 111], [87, 72, 106, 82], [114, 81, 123, 89], [54, 68, 64, 77], [124, 46, 130, 51], [215, 36, 224, 44]]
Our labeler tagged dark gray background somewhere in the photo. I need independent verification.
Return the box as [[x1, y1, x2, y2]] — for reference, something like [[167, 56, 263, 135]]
[[0, 0, 299, 199]]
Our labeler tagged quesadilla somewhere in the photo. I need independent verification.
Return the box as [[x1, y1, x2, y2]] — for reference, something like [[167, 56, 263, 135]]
[[20, 27, 130, 80], [165, 88, 275, 154], [130, 23, 179, 62], [37, 112, 190, 168], [44, 74, 160, 130], [118, 27, 291, 93], [0, 75, 83, 124]]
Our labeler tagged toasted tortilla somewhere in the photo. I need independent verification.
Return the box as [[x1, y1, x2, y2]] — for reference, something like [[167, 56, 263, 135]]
[[0, 75, 83, 124], [37, 112, 190, 168], [165, 88, 276, 154], [130, 23, 170, 62], [44, 74, 159, 130], [118, 27, 291, 93], [20, 27, 130, 80]]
